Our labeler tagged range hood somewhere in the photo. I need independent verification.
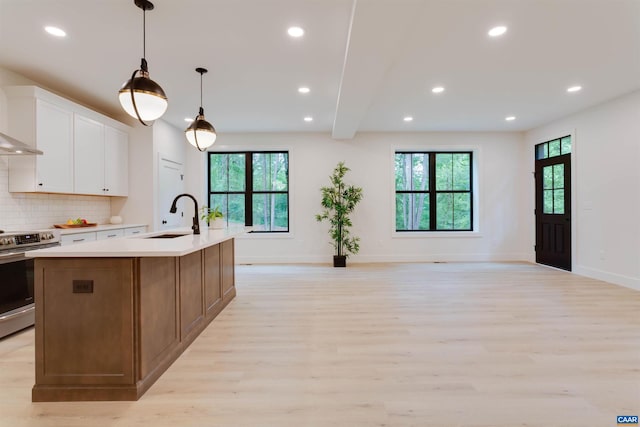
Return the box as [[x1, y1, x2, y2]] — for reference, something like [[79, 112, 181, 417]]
[[0, 131, 42, 155]]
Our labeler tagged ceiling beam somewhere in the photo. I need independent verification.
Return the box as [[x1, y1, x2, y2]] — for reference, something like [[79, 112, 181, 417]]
[[332, 0, 424, 139]]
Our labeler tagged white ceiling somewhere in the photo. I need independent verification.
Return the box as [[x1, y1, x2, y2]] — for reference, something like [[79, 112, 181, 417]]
[[1, 0, 639, 138]]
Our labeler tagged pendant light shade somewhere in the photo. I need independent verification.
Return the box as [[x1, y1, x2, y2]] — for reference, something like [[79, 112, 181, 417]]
[[118, 0, 167, 126], [185, 68, 217, 151]]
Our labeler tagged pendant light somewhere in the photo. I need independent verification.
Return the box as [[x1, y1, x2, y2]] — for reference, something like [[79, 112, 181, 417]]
[[118, 0, 168, 126], [185, 67, 217, 151]]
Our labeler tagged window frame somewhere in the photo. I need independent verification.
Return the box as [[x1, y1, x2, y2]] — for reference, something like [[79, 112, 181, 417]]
[[394, 150, 474, 232], [207, 150, 290, 233]]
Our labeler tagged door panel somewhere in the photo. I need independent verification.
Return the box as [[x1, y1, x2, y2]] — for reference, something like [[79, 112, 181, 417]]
[[158, 156, 184, 230], [535, 153, 571, 270]]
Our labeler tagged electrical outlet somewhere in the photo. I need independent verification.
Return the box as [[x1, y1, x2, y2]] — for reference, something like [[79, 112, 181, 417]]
[[72, 280, 94, 293]]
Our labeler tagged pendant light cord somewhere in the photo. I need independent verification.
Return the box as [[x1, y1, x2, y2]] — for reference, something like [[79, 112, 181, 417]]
[[200, 72, 203, 109], [142, 7, 146, 60]]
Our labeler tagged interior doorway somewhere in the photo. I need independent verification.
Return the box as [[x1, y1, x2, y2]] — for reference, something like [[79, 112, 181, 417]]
[[158, 155, 184, 230], [534, 136, 572, 271]]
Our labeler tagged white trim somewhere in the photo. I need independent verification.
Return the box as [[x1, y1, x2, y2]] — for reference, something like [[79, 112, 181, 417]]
[[392, 231, 483, 238], [236, 252, 530, 264], [574, 265, 640, 291]]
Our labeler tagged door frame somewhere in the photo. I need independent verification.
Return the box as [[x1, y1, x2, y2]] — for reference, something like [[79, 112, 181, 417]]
[[530, 130, 577, 271], [157, 153, 185, 231]]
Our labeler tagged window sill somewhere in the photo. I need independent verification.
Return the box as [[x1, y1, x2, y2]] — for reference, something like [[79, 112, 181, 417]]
[[392, 231, 483, 238], [236, 231, 294, 240]]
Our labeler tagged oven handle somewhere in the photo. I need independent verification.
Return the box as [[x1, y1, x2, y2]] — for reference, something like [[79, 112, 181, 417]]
[[0, 242, 60, 265], [0, 305, 35, 323], [0, 251, 27, 264]]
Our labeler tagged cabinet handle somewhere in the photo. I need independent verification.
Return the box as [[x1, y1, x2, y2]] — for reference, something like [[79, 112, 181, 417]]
[[162, 220, 167, 224], [72, 238, 85, 243], [107, 234, 117, 238], [38, 183, 43, 186], [131, 231, 140, 234]]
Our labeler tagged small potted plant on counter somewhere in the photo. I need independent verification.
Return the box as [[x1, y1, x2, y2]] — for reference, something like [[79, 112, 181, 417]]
[[316, 161, 363, 267], [200, 206, 225, 229]]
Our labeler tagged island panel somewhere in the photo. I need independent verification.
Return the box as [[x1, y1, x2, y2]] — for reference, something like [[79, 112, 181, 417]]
[[31, 236, 239, 402]]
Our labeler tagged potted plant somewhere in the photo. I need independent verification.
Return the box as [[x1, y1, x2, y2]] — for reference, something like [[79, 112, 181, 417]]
[[316, 162, 363, 267], [200, 206, 224, 229]]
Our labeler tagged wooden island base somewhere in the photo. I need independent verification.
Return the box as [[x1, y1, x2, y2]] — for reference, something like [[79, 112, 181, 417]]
[[32, 239, 236, 402]]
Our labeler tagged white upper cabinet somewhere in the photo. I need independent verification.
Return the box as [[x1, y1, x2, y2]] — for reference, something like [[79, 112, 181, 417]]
[[74, 114, 105, 195], [34, 100, 74, 193], [7, 96, 74, 193], [104, 126, 129, 197], [73, 116, 129, 196], [5, 86, 130, 196]]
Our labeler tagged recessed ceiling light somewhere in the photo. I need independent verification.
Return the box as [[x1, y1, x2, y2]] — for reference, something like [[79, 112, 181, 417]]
[[303, 116, 313, 122], [44, 26, 66, 37], [184, 117, 194, 122], [567, 85, 582, 93], [505, 116, 516, 121], [298, 87, 310, 94], [432, 86, 445, 94], [288, 26, 304, 37], [403, 116, 413, 122], [488, 26, 507, 37]]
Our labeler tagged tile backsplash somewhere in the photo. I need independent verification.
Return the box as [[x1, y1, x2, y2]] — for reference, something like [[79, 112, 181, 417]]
[[0, 158, 111, 231]]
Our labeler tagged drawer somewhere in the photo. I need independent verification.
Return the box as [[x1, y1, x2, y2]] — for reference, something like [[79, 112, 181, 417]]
[[60, 232, 97, 246], [124, 226, 147, 237], [96, 229, 125, 240]]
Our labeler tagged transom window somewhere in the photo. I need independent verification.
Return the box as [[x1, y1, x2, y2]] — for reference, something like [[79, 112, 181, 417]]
[[536, 135, 571, 160], [208, 151, 289, 232], [395, 151, 473, 231]]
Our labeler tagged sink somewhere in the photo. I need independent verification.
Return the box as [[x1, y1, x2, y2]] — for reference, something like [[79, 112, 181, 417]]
[[144, 233, 190, 239]]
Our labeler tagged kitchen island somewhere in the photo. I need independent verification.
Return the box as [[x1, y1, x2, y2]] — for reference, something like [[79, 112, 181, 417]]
[[27, 227, 250, 402]]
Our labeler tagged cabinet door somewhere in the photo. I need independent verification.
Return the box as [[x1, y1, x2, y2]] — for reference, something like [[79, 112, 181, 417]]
[[221, 239, 235, 302], [35, 100, 74, 193], [60, 232, 97, 246], [104, 126, 128, 196], [96, 229, 125, 240], [124, 226, 147, 236], [74, 115, 105, 195], [104, 126, 129, 196]]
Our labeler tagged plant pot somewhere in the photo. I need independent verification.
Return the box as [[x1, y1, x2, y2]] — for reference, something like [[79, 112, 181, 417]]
[[333, 255, 346, 268], [209, 218, 225, 229]]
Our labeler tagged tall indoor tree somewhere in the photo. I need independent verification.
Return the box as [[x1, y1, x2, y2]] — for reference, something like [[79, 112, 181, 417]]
[[316, 162, 364, 267]]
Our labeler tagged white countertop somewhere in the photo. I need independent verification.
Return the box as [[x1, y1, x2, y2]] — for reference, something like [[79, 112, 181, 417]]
[[57, 223, 148, 235], [27, 226, 252, 258]]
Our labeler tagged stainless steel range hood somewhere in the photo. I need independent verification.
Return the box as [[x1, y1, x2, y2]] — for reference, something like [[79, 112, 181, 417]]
[[0, 131, 42, 155]]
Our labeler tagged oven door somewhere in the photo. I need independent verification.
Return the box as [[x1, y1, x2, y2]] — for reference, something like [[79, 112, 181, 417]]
[[0, 243, 59, 339]]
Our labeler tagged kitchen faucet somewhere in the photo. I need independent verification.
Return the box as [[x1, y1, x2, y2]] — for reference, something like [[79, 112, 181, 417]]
[[169, 193, 200, 235]]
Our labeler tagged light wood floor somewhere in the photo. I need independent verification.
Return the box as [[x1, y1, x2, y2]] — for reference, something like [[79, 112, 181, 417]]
[[1, 262, 638, 427]]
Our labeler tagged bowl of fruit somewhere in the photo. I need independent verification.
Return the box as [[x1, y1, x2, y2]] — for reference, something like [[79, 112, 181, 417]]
[[54, 218, 97, 228]]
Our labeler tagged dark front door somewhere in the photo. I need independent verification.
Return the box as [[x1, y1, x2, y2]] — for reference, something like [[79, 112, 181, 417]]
[[535, 153, 571, 270]]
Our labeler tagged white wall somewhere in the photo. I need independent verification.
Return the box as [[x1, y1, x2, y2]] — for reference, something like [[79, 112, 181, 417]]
[[113, 119, 190, 231], [524, 90, 640, 290], [189, 131, 528, 264], [153, 120, 188, 229]]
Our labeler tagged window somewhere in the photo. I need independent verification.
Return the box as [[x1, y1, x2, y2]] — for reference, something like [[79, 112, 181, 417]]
[[395, 151, 473, 231], [208, 151, 289, 232], [536, 135, 571, 160], [535, 136, 571, 215]]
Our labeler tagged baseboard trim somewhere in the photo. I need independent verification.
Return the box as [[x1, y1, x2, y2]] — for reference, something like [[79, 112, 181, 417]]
[[236, 253, 530, 265], [573, 266, 640, 291]]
